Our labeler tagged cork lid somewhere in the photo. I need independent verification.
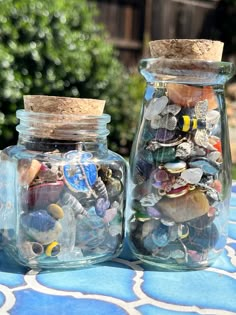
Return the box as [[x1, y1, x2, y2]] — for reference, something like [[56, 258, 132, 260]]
[[24, 95, 105, 116], [149, 39, 224, 61]]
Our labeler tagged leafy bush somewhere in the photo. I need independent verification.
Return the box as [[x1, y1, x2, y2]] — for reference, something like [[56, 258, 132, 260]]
[[0, 0, 144, 155]]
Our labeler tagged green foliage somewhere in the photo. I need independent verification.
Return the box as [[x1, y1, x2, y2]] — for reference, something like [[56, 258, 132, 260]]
[[0, 0, 144, 155]]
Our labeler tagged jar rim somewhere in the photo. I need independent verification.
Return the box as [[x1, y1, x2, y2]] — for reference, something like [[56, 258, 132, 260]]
[[16, 109, 111, 123]]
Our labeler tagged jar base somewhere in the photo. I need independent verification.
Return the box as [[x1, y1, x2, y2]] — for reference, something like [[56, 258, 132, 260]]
[[133, 252, 219, 271]]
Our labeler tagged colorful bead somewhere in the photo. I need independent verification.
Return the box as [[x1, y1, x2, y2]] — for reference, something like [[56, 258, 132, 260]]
[[47, 203, 64, 219], [45, 241, 61, 257]]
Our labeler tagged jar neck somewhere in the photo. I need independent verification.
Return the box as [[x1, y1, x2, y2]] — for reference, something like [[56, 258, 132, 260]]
[[16, 110, 111, 156]]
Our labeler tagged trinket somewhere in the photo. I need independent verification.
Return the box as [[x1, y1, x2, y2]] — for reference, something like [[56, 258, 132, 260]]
[[93, 177, 108, 200], [19, 241, 44, 259], [164, 160, 186, 174], [63, 161, 97, 193], [61, 192, 87, 217], [19, 159, 41, 185], [175, 142, 193, 160]]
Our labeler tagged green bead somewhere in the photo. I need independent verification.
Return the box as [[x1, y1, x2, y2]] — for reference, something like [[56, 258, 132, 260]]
[[154, 147, 176, 163]]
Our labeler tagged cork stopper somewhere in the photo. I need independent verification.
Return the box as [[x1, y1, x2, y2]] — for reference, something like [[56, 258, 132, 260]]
[[24, 95, 105, 116], [149, 39, 224, 61]]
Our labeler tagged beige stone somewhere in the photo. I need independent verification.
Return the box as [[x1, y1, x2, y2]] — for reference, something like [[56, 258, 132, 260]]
[[157, 189, 209, 223]]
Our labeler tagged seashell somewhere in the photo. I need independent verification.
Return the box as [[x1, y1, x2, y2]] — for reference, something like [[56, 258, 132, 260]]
[[144, 96, 168, 120], [171, 177, 188, 189], [95, 198, 110, 217], [181, 168, 203, 184], [61, 192, 87, 217], [45, 241, 60, 257], [207, 151, 222, 164], [167, 84, 218, 109], [23, 181, 64, 209], [206, 110, 220, 130], [47, 203, 64, 219], [140, 193, 161, 207], [164, 160, 187, 174], [152, 114, 177, 131], [155, 128, 176, 142], [63, 160, 97, 193], [106, 177, 123, 199], [21, 210, 62, 245], [189, 158, 219, 176], [19, 159, 41, 185], [161, 104, 181, 116], [19, 241, 44, 259], [93, 177, 108, 200], [154, 147, 176, 163], [176, 142, 193, 159]]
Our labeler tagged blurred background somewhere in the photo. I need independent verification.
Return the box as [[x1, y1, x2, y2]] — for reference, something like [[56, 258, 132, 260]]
[[0, 0, 236, 166]]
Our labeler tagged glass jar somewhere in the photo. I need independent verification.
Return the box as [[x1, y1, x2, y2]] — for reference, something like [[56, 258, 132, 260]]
[[127, 58, 235, 270], [0, 109, 127, 269]]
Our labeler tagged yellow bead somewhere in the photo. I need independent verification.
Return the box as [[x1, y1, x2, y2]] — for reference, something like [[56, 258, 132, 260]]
[[45, 241, 60, 257]]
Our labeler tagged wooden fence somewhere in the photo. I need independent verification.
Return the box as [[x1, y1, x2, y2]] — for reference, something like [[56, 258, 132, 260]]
[[92, 0, 220, 67]]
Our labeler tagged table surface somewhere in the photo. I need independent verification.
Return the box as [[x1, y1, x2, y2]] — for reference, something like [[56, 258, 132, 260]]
[[1, 187, 236, 315]]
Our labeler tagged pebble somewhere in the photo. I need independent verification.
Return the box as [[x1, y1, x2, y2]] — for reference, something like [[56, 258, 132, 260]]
[[106, 177, 123, 199], [206, 110, 220, 129], [161, 104, 181, 116], [152, 114, 177, 130], [21, 210, 62, 245], [157, 189, 209, 223], [103, 206, 118, 224], [24, 181, 64, 209], [152, 224, 169, 247], [153, 169, 169, 182], [58, 205, 76, 253], [144, 96, 168, 120], [180, 168, 203, 184], [155, 128, 176, 142], [47, 203, 64, 219], [154, 147, 176, 163], [189, 158, 219, 176], [147, 206, 161, 218], [95, 198, 110, 217], [135, 159, 153, 183]]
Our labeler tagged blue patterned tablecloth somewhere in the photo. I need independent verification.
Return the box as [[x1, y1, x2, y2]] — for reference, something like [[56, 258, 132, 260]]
[[1, 187, 236, 315]]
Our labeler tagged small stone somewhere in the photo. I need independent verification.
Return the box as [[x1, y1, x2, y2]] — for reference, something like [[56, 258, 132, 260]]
[[152, 224, 169, 247], [155, 128, 176, 142], [47, 203, 64, 219], [154, 147, 176, 163], [106, 177, 123, 199], [181, 168, 203, 184], [103, 206, 118, 224], [134, 159, 153, 182], [144, 96, 168, 120], [157, 189, 209, 223], [24, 181, 64, 209], [58, 205, 76, 253], [95, 198, 110, 217], [206, 110, 220, 130], [21, 210, 62, 245], [189, 159, 219, 176], [207, 151, 222, 164], [162, 104, 181, 116], [153, 169, 169, 182], [147, 207, 161, 218], [152, 114, 177, 131]]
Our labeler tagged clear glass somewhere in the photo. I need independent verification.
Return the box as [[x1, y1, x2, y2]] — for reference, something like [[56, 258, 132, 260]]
[[127, 58, 235, 270], [0, 110, 127, 269]]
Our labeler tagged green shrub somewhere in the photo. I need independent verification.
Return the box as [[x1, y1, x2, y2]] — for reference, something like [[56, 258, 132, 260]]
[[0, 0, 144, 155]]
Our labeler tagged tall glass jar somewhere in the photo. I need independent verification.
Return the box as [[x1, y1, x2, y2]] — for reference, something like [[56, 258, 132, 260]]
[[0, 109, 127, 269], [128, 58, 235, 270]]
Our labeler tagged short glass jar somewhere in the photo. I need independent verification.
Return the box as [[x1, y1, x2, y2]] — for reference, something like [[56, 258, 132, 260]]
[[127, 58, 235, 270], [0, 109, 127, 269]]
